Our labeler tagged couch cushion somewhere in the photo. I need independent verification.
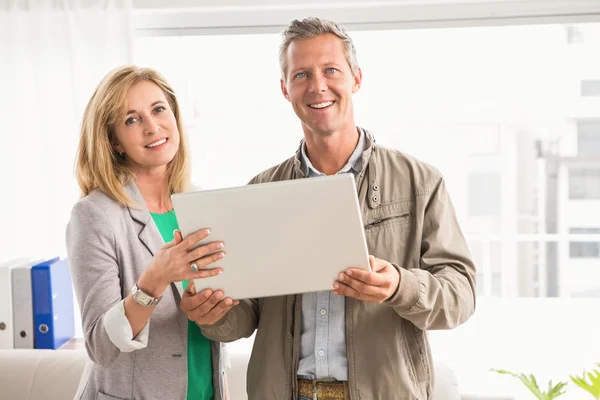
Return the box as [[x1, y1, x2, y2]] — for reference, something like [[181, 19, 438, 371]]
[[0, 349, 87, 400]]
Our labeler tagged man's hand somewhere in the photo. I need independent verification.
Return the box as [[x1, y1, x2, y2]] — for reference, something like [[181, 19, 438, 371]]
[[180, 281, 239, 326], [332, 255, 400, 303]]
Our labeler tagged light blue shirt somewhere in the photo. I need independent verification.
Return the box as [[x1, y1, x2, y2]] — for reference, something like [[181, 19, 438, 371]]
[[297, 128, 367, 381]]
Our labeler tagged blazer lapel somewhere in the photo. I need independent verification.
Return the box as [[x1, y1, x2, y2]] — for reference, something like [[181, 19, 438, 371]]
[[124, 183, 185, 300]]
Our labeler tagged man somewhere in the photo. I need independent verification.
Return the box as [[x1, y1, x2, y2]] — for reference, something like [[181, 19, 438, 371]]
[[182, 17, 476, 400]]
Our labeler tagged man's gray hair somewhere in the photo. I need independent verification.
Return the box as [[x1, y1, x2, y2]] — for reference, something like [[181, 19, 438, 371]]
[[279, 17, 359, 80]]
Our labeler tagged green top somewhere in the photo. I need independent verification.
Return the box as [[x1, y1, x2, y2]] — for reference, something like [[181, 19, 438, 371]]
[[150, 210, 214, 400]]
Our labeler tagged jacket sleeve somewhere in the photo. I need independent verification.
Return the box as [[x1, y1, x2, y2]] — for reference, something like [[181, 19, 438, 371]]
[[198, 299, 259, 342], [66, 199, 139, 366], [384, 176, 476, 330]]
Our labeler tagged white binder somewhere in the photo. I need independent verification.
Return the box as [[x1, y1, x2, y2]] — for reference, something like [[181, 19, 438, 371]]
[[0, 259, 26, 348], [11, 260, 39, 349]]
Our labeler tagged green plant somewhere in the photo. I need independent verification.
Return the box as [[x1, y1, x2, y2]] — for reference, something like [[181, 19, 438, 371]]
[[570, 364, 600, 399], [491, 369, 567, 400]]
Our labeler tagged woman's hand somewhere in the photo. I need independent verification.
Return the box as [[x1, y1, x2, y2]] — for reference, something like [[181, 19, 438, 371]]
[[138, 229, 224, 297]]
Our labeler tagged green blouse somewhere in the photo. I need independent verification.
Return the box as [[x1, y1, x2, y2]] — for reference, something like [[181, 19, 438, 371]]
[[150, 210, 214, 400]]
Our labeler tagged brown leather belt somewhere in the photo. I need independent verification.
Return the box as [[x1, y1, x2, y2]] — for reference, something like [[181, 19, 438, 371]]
[[297, 379, 349, 400]]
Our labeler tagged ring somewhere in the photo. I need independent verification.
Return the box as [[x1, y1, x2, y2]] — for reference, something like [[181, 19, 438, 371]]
[[190, 263, 199, 272]]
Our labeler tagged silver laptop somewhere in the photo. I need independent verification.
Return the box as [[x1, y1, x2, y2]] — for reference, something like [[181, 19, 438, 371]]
[[171, 173, 370, 300]]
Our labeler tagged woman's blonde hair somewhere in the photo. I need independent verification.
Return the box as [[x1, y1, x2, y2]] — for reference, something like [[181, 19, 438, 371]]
[[76, 65, 190, 206]]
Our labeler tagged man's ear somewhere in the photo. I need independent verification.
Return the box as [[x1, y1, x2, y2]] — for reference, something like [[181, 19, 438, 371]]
[[280, 79, 291, 102], [352, 67, 363, 94]]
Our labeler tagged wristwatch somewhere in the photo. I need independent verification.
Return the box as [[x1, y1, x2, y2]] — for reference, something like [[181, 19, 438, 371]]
[[131, 283, 162, 307]]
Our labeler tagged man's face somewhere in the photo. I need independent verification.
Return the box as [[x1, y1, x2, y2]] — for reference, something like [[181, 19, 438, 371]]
[[281, 34, 362, 138]]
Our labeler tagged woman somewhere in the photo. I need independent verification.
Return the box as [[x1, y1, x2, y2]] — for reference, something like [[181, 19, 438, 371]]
[[66, 65, 237, 400]]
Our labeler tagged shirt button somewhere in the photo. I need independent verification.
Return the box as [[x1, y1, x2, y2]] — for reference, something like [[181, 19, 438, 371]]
[[320, 309, 327, 315], [373, 184, 379, 191], [318, 350, 325, 357]]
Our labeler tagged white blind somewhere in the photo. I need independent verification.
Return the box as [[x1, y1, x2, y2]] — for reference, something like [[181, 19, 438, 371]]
[[133, 0, 600, 35]]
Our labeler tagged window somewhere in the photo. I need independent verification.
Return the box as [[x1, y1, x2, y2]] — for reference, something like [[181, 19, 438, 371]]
[[467, 173, 501, 217], [569, 168, 600, 199], [581, 80, 600, 97], [577, 120, 600, 157], [134, 23, 600, 301], [570, 227, 600, 258]]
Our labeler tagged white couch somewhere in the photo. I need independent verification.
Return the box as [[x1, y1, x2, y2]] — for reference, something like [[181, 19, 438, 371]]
[[0, 346, 463, 400]]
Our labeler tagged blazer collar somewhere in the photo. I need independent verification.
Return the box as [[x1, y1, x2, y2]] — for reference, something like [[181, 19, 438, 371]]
[[123, 182, 185, 299]]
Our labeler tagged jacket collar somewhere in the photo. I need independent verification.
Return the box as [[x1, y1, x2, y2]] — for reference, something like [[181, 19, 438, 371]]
[[291, 128, 381, 209], [292, 127, 376, 175], [123, 182, 185, 299]]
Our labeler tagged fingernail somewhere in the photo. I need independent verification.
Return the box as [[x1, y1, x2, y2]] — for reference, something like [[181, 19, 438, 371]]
[[338, 273, 344, 280], [205, 229, 211, 235], [217, 242, 224, 249], [333, 283, 339, 289], [225, 299, 232, 306], [218, 252, 225, 259], [347, 270, 353, 276], [173, 229, 179, 236]]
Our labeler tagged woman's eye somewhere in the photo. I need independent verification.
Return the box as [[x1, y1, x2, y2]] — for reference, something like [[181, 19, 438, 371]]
[[154, 106, 165, 113], [125, 117, 137, 125]]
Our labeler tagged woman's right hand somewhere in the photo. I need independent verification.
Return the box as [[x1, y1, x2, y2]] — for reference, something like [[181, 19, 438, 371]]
[[138, 229, 224, 297]]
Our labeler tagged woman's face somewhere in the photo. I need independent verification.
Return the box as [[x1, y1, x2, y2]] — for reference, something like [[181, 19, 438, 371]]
[[112, 80, 180, 175]]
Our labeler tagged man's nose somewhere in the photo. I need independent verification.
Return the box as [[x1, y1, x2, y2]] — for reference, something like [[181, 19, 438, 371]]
[[308, 74, 327, 94]]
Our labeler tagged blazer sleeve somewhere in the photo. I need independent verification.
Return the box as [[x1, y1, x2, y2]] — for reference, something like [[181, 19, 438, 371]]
[[66, 199, 141, 366]]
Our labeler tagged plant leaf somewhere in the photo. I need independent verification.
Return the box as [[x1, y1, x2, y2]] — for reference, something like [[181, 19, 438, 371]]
[[570, 365, 600, 399], [491, 369, 567, 400]]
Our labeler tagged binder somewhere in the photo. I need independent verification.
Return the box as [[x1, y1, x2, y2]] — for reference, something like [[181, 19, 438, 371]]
[[31, 257, 75, 349], [11, 259, 42, 349], [0, 259, 28, 348]]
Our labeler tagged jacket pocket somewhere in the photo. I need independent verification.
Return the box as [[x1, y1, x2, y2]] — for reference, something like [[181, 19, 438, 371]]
[[402, 323, 428, 384], [96, 391, 130, 400], [364, 211, 411, 230]]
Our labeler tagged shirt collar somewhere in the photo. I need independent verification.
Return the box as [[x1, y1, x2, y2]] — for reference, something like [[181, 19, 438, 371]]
[[300, 127, 367, 176]]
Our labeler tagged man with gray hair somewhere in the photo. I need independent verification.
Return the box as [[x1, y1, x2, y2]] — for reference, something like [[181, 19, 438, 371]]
[[183, 17, 476, 400]]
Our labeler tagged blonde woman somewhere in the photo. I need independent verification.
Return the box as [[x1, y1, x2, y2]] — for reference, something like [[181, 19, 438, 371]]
[[66, 66, 237, 400]]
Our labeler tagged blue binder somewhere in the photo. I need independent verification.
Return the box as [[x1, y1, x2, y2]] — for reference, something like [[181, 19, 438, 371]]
[[31, 258, 75, 349]]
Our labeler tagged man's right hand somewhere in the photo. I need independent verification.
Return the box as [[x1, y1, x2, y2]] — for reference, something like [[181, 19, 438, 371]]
[[181, 281, 239, 326]]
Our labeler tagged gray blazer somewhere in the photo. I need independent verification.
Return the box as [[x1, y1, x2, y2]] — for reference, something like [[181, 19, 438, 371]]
[[66, 183, 224, 400]]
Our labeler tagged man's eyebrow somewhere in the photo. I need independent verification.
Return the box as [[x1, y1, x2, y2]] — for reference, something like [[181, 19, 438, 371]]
[[126, 100, 165, 115]]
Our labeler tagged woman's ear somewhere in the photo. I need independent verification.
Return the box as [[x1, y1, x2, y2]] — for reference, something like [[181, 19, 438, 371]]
[[112, 141, 125, 156]]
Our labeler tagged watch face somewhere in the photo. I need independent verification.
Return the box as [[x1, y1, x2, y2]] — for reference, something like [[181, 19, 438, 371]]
[[133, 285, 157, 307]]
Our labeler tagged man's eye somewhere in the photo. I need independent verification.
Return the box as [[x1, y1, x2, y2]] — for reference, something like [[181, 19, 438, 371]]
[[326, 68, 337, 74], [296, 72, 307, 79]]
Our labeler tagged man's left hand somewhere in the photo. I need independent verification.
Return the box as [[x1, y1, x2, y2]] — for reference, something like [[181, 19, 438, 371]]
[[332, 255, 400, 303]]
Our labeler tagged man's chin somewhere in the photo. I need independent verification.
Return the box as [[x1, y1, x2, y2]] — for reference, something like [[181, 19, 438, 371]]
[[302, 122, 337, 137]]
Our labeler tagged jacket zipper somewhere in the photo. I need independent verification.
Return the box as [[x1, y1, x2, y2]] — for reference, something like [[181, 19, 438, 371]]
[[365, 212, 411, 229]]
